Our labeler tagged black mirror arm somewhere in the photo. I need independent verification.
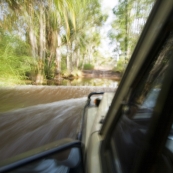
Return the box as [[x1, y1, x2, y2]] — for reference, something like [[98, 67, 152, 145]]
[[87, 92, 104, 106]]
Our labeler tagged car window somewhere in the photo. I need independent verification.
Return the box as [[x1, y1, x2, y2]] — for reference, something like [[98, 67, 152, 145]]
[[153, 124, 173, 173], [166, 124, 173, 153], [128, 42, 171, 120], [111, 33, 173, 173]]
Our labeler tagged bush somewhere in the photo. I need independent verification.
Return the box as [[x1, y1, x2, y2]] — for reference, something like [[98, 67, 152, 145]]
[[83, 63, 94, 70], [71, 69, 82, 77], [0, 31, 35, 85], [112, 58, 126, 73]]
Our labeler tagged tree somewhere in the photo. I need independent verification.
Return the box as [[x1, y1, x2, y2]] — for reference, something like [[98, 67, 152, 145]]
[[109, 0, 155, 66], [0, 28, 35, 85], [60, 0, 107, 74], [0, 0, 107, 84], [0, 0, 78, 83]]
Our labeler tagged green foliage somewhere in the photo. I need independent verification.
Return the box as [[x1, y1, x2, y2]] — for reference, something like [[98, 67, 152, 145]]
[[83, 63, 94, 70], [0, 31, 35, 86], [71, 69, 82, 77], [110, 0, 155, 62], [113, 58, 126, 73], [0, 0, 107, 84], [61, 54, 67, 71], [44, 61, 55, 79]]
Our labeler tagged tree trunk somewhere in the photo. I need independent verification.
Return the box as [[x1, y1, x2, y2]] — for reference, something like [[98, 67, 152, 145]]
[[36, 6, 46, 84], [29, 28, 38, 59], [82, 53, 86, 70], [28, 2, 38, 60], [55, 33, 61, 80], [76, 49, 80, 69], [39, 12, 45, 61], [66, 43, 72, 74]]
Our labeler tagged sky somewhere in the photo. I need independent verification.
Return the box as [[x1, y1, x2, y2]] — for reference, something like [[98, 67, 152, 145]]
[[99, 0, 118, 57], [101, 0, 118, 11]]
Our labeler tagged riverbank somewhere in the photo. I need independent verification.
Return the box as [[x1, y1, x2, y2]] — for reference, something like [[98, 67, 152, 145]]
[[28, 70, 121, 86], [82, 70, 122, 80], [61, 69, 122, 80]]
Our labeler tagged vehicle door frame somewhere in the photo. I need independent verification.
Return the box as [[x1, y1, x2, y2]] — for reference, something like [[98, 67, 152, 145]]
[[99, 0, 173, 173], [0, 138, 84, 173]]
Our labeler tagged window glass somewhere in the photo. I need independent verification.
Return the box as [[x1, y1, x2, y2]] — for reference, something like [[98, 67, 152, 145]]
[[166, 124, 173, 153], [1, 147, 82, 173], [111, 33, 173, 173], [154, 124, 173, 172]]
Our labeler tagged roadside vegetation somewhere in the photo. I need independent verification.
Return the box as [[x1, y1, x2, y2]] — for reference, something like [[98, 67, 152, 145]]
[[0, 0, 154, 86], [109, 0, 155, 72]]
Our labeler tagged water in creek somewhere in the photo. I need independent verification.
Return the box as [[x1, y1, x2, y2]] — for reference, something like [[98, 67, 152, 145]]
[[46, 77, 119, 87], [0, 86, 116, 161]]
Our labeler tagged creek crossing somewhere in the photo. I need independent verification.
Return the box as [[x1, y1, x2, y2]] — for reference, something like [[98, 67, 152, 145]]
[[0, 86, 116, 161]]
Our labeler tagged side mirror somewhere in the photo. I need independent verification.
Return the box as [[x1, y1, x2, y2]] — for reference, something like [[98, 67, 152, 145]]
[[0, 138, 82, 173]]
